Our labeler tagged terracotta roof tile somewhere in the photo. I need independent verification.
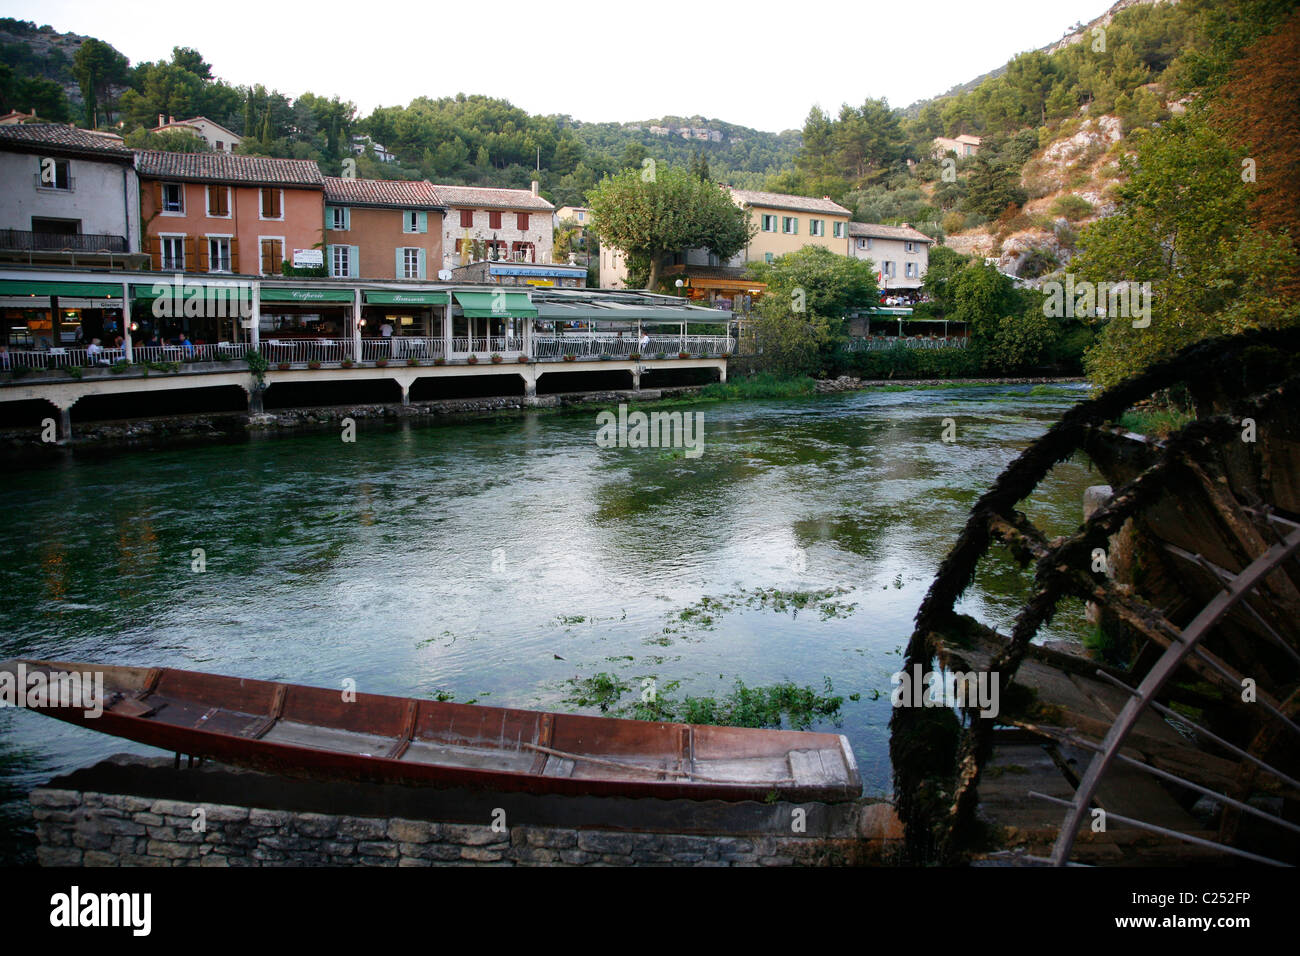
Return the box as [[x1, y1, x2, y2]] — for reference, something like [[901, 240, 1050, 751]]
[[847, 222, 933, 243], [432, 184, 554, 212], [0, 123, 133, 159], [727, 188, 851, 216], [323, 176, 442, 208], [134, 150, 324, 187]]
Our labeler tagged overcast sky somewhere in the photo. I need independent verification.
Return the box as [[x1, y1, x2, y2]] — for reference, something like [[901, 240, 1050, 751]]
[[11, 0, 1116, 131]]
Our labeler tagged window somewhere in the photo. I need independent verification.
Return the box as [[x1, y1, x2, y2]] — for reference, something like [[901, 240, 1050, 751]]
[[576, 211, 584, 222], [881, 261, 895, 278], [328, 206, 349, 230], [260, 238, 284, 275], [761, 214, 776, 232], [511, 241, 535, 263], [782, 217, 798, 234], [402, 248, 421, 279], [208, 237, 232, 272], [867, 237, 874, 249], [809, 219, 825, 237], [260, 189, 282, 219], [833, 222, 845, 239], [764, 252, 774, 264], [905, 262, 916, 278], [857, 238, 867, 249], [331, 245, 351, 278], [403, 210, 427, 233], [37, 157, 71, 190], [162, 183, 184, 213], [215, 140, 224, 151], [488, 210, 502, 230], [160, 236, 185, 271], [905, 241, 915, 253], [517, 212, 529, 231], [459, 209, 473, 228], [207, 186, 230, 217]]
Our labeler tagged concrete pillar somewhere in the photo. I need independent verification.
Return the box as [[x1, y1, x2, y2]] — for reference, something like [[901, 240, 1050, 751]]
[[401, 383, 410, 406], [442, 306, 452, 359], [353, 288, 363, 363], [250, 283, 261, 351], [521, 368, 537, 404], [718, 361, 728, 383], [121, 280, 133, 363], [59, 405, 72, 441], [248, 386, 263, 416], [631, 369, 640, 391]]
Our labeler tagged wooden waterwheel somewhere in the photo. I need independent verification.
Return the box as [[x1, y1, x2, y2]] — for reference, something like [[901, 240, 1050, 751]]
[[892, 326, 1300, 866]]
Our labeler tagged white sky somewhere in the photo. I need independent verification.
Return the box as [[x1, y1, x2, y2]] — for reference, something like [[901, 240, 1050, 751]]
[[10, 0, 1115, 132]]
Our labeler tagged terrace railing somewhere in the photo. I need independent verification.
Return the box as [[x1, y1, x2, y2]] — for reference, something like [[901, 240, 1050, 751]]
[[0, 229, 128, 254], [842, 336, 970, 352]]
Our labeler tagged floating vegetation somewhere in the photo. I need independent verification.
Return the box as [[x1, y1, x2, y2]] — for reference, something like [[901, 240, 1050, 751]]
[[668, 587, 856, 633], [554, 614, 588, 627], [561, 673, 845, 730]]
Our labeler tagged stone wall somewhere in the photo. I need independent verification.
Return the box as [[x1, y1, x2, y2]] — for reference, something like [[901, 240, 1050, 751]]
[[28, 755, 901, 868]]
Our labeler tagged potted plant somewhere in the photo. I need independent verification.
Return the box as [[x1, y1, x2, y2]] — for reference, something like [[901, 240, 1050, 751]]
[[516, 354, 529, 364], [276, 362, 291, 371], [563, 354, 576, 362], [407, 357, 421, 367], [433, 357, 446, 366], [655, 352, 666, 360], [490, 353, 503, 364], [375, 358, 388, 368], [628, 351, 641, 360], [341, 359, 354, 368], [678, 351, 691, 359], [467, 354, 479, 365], [307, 360, 322, 370]]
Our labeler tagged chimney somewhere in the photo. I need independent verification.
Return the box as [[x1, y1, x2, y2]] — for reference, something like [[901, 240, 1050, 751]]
[[168, 116, 175, 125], [530, 180, 539, 196], [158, 114, 165, 127]]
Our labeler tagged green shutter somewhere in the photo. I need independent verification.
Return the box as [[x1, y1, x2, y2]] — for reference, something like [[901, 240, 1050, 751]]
[[395, 247, 404, 279], [418, 211, 428, 234], [349, 246, 360, 279], [417, 248, 426, 279]]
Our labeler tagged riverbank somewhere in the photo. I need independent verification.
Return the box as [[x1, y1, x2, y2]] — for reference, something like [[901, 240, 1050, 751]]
[[815, 374, 1088, 394]]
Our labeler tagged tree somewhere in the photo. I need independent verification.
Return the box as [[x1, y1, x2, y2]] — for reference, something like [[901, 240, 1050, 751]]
[[1073, 112, 1299, 386], [921, 245, 972, 315], [587, 165, 755, 290], [72, 39, 129, 128]]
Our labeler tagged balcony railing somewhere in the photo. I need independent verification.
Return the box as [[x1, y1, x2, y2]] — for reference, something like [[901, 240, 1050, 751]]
[[841, 336, 970, 351], [0, 229, 128, 254], [532, 333, 733, 358]]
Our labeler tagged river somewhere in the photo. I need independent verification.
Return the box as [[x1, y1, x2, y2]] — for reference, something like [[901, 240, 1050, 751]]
[[0, 381, 1098, 861]]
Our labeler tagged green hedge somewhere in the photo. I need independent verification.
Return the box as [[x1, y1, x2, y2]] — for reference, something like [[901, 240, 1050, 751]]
[[824, 344, 984, 379]]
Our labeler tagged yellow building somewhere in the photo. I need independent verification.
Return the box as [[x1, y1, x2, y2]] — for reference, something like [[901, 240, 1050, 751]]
[[727, 188, 851, 265]]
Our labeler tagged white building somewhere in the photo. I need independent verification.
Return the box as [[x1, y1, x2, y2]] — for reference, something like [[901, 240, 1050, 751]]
[[151, 116, 242, 153], [0, 123, 144, 267], [435, 182, 555, 273], [846, 222, 933, 290]]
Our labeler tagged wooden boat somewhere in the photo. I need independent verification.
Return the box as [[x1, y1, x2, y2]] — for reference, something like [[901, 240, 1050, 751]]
[[2, 659, 861, 802]]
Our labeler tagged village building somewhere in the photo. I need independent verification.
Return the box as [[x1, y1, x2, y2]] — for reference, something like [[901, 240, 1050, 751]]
[[931, 134, 982, 158], [846, 222, 933, 291], [435, 183, 555, 272], [150, 116, 242, 153]]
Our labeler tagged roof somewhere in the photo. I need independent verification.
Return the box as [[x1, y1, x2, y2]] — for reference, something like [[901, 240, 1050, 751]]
[[0, 123, 133, 161], [847, 222, 934, 243], [432, 184, 554, 212], [727, 188, 850, 216], [323, 176, 442, 208], [134, 151, 324, 188]]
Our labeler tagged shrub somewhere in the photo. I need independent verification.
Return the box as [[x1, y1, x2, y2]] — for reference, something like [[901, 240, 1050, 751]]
[[941, 210, 967, 234], [1049, 194, 1094, 221]]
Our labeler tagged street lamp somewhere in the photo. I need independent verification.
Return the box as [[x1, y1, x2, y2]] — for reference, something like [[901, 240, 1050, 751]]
[[675, 278, 684, 298]]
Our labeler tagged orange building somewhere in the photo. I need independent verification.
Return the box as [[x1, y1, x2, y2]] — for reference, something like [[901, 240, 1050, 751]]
[[322, 177, 444, 280], [137, 151, 325, 276]]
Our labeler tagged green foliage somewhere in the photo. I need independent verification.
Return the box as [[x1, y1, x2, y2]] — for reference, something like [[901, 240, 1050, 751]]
[[921, 245, 972, 315], [1073, 112, 1300, 386], [587, 165, 754, 289], [697, 373, 817, 401], [244, 348, 269, 388], [123, 127, 211, 152], [1049, 194, 1093, 221]]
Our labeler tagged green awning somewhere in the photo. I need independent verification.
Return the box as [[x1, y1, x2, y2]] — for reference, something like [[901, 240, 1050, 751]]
[[0, 280, 122, 298], [364, 291, 450, 306], [453, 290, 537, 318], [259, 287, 355, 303]]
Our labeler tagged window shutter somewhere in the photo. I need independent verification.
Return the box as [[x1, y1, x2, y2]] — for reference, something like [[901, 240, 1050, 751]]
[[417, 248, 426, 279], [152, 181, 163, 213], [489, 210, 501, 230], [145, 235, 161, 271], [418, 211, 428, 234], [395, 247, 404, 279], [517, 212, 529, 231], [229, 237, 240, 273], [197, 239, 209, 272], [460, 209, 473, 228], [343, 208, 351, 231], [349, 246, 360, 278], [183, 236, 196, 268]]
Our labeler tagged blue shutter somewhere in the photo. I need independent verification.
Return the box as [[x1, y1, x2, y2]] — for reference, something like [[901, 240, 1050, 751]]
[[417, 248, 426, 279], [395, 247, 404, 279], [418, 211, 428, 234], [349, 246, 360, 278]]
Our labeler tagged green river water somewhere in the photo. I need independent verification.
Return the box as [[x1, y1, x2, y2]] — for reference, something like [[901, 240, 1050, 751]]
[[0, 381, 1100, 861]]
